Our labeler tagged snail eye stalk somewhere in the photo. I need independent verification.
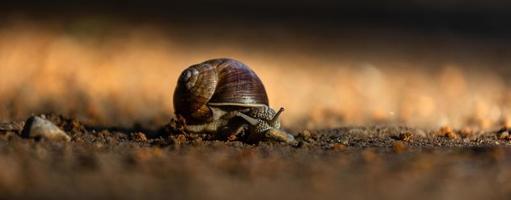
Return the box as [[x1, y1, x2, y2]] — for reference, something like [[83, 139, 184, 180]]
[[270, 107, 285, 125]]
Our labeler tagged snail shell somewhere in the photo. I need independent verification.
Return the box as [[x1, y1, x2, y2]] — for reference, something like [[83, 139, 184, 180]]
[[173, 58, 269, 124]]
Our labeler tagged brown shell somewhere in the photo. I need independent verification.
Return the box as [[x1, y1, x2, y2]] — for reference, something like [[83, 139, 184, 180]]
[[173, 58, 269, 124]]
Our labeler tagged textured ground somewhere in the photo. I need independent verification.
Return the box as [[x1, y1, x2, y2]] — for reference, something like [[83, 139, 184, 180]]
[[0, 114, 510, 200]]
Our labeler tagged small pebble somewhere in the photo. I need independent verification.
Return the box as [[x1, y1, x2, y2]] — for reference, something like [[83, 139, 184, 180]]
[[301, 130, 312, 138], [21, 116, 71, 142], [439, 126, 459, 139], [131, 132, 148, 142], [497, 131, 510, 140], [415, 129, 427, 137], [459, 127, 475, 138], [395, 132, 412, 141], [172, 134, 187, 144]]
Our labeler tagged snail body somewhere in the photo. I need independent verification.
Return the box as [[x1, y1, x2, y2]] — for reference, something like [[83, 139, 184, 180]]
[[173, 58, 296, 144]]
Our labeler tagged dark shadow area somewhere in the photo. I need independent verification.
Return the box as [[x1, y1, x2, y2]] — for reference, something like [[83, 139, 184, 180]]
[[2, 0, 511, 38]]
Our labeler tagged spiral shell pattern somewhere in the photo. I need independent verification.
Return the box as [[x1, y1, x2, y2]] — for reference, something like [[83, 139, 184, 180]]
[[173, 58, 269, 124]]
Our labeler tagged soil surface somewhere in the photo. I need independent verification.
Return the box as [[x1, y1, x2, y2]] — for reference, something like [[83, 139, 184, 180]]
[[0, 114, 510, 200]]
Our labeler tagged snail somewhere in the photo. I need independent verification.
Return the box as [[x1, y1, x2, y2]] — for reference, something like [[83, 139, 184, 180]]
[[173, 58, 296, 144]]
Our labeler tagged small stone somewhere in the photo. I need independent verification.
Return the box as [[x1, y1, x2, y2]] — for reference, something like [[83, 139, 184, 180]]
[[339, 138, 349, 145], [300, 129, 319, 141], [301, 130, 312, 138], [439, 126, 458, 139], [497, 130, 510, 140], [173, 134, 187, 144], [131, 132, 148, 142], [21, 116, 71, 142], [459, 127, 475, 138], [227, 134, 237, 141], [415, 129, 427, 137], [395, 132, 412, 141]]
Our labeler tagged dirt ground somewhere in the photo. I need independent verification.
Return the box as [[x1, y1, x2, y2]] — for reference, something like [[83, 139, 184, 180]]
[[0, 114, 509, 200]]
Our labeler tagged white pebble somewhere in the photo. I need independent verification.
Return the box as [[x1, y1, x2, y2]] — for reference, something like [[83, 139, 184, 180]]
[[21, 116, 71, 142]]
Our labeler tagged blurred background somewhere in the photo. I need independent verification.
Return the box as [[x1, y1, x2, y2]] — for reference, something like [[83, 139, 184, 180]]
[[1, 0, 511, 130]]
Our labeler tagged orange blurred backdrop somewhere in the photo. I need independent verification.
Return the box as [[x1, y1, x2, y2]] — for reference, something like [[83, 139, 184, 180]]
[[0, 16, 510, 130]]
